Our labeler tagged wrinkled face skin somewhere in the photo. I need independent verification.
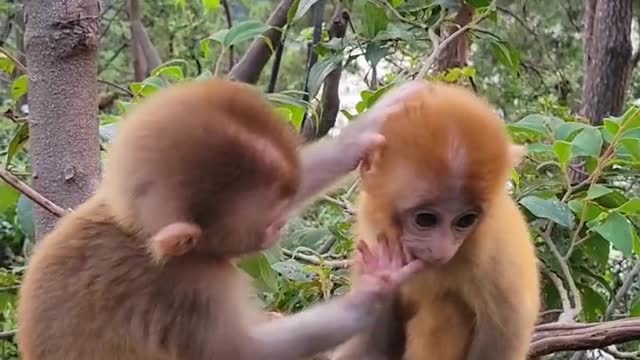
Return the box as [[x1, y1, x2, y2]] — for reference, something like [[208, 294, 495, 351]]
[[398, 199, 482, 265]]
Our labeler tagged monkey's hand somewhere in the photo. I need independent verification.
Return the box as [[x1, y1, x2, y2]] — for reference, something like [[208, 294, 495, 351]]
[[294, 81, 428, 210], [348, 235, 423, 312], [337, 80, 428, 171]]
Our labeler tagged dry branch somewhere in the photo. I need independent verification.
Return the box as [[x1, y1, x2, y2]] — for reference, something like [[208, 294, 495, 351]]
[[0, 167, 69, 217], [228, 0, 295, 84], [529, 318, 640, 357]]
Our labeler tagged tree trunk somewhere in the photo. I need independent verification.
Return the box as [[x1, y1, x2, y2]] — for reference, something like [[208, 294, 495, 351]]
[[434, 4, 474, 73], [128, 0, 161, 79], [25, 0, 102, 239], [301, 6, 349, 141], [579, 0, 633, 125]]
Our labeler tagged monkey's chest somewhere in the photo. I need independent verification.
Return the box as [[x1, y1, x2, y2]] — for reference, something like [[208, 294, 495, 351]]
[[399, 277, 476, 360]]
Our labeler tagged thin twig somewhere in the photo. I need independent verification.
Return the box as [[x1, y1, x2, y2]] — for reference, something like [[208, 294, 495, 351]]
[[541, 265, 574, 322], [221, 0, 235, 70], [98, 79, 134, 96], [0, 46, 27, 73], [0, 167, 69, 217], [282, 248, 351, 269], [0, 329, 16, 340], [605, 262, 640, 320], [417, 9, 490, 78], [539, 228, 582, 320]]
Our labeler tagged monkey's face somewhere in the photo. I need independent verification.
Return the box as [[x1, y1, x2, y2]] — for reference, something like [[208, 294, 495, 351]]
[[398, 199, 481, 265]]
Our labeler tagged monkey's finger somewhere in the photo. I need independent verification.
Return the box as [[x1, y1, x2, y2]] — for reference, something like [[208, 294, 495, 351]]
[[356, 241, 375, 269], [375, 233, 392, 266], [387, 260, 424, 286]]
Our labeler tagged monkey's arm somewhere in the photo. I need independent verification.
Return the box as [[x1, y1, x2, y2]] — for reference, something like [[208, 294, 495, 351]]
[[250, 246, 423, 360], [249, 293, 383, 360], [293, 80, 426, 209]]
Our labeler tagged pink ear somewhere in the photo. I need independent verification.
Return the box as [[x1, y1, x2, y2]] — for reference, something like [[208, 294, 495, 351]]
[[150, 222, 202, 261], [359, 134, 385, 179]]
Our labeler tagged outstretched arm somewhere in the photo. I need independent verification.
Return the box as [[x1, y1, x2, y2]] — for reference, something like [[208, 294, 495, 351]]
[[249, 238, 423, 360]]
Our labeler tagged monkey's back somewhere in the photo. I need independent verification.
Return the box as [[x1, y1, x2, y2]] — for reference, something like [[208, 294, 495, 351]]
[[17, 196, 247, 360]]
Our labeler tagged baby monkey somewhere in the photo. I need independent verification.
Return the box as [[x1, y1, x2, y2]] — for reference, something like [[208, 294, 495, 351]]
[[332, 82, 540, 360], [17, 79, 426, 360]]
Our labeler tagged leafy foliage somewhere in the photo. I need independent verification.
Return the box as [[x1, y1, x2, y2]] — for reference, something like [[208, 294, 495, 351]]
[[0, 0, 639, 358]]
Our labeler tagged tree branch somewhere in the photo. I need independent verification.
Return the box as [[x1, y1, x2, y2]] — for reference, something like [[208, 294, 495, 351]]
[[228, 0, 295, 84], [0, 167, 69, 217], [530, 318, 640, 357], [221, 0, 235, 70], [417, 9, 490, 78]]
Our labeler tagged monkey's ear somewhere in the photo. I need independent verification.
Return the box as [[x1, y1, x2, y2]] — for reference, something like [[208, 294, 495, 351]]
[[508, 144, 527, 167], [359, 135, 385, 180], [150, 222, 202, 260]]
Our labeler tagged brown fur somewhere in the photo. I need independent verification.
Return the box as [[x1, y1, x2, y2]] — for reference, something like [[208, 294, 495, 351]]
[[18, 79, 428, 360], [333, 82, 540, 360]]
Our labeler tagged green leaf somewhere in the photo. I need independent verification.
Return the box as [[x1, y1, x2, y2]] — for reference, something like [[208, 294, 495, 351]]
[[554, 122, 587, 141], [590, 212, 633, 256], [506, 114, 549, 137], [10, 74, 28, 102], [0, 53, 15, 74], [271, 259, 314, 282], [592, 189, 629, 209], [578, 285, 606, 322], [572, 127, 603, 158], [617, 199, 640, 215], [16, 195, 35, 242], [620, 138, 640, 160], [5, 122, 29, 166], [293, 0, 321, 21], [365, 42, 386, 67], [526, 143, 552, 153], [580, 235, 610, 267], [307, 55, 342, 99], [567, 199, 604, 222], [489, 40, 520, 75], [130, 76, 165, 98], [465, 0, 491, 8], [519, 196, 575, 228], [362, 3, 388, 38], [151, 65, 185, 81], [371, 23, 414, 43], [552, 140, 572, 167], [390, 0, 405, 7], [0, 181, 19, 214], [223, 21, 272, 48], [237, 253, 279, 292], [603, 118, 620, 138], [202, 0, 220, 13], [585, 184, 613, 200], [630, 295, 640, 317], [620, 106, 640, 130]]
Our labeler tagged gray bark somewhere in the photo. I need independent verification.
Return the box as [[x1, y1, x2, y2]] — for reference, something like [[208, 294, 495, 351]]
[[25, 0, 102, 239], [579, 0, 633, 125]]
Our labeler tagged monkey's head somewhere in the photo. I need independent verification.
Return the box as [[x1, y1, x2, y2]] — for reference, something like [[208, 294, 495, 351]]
[[102, 79, 301, 262], [358, 82, 524, 266]]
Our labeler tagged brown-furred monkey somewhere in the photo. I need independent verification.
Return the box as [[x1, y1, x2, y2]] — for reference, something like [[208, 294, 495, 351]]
[[17, 79, 428, 360], [332, 82, 540, 360]]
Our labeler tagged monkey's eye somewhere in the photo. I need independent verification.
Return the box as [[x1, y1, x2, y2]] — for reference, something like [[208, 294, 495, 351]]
[[414, 212, 438, 229], [454, 212, 479, 230]]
